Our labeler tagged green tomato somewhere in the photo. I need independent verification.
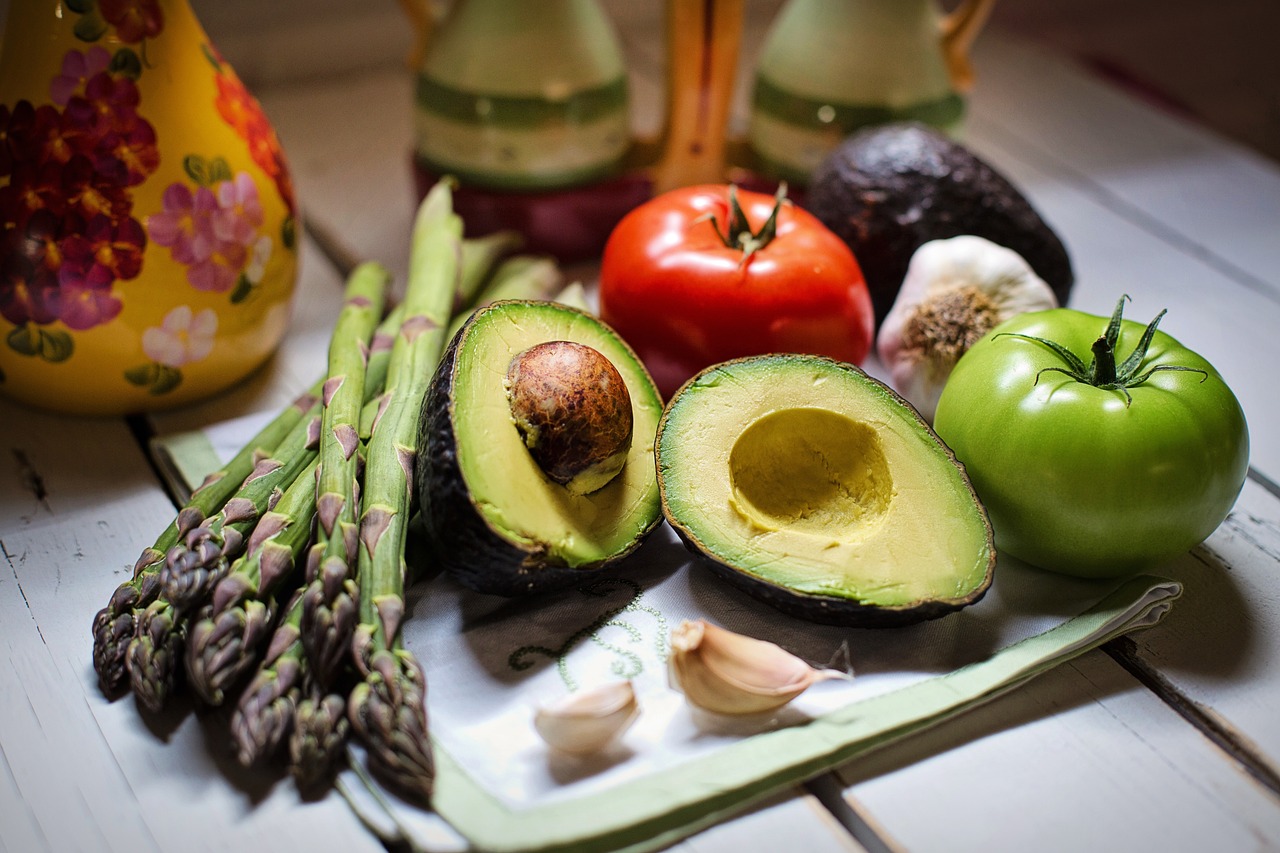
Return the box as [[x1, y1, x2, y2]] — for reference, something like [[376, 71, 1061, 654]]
[[934, 297, 1249, 578]]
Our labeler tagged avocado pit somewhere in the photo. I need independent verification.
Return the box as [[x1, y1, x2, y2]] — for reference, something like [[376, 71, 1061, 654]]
[[506, 340, 634, 495]]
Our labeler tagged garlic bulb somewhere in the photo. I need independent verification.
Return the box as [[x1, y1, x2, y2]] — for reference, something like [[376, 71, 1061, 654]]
[[877, 235, 1059, 422], [668, 620, 847, 716], [533, 680, 640, 755]]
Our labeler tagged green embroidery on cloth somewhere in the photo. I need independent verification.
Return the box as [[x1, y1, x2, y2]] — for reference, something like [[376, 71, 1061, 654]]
[[508, 577, 668, 690]]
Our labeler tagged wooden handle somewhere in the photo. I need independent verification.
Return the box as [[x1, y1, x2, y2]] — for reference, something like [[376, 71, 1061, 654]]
[[940, 0, 998, 92], [397, 0, 437, 70], [651, 0, 745, 194]]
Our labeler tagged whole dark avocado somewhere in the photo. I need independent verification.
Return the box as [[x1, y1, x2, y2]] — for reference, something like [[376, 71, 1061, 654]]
[[807, 122, 1075, 323]]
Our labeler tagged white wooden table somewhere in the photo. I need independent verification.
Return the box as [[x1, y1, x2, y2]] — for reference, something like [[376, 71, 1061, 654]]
[[4, 3, 1280, 851]]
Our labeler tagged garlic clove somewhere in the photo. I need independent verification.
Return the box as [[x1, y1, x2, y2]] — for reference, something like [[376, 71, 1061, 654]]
[[533, 680, 640, 755], [668, 620, 848, 716]]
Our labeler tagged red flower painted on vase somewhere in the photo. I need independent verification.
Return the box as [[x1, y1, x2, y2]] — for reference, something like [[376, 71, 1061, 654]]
[[213, 70, 296, 214], [1, 210, 63, 327], [0, 46, 160, 357], [98, 0, 164, 45]]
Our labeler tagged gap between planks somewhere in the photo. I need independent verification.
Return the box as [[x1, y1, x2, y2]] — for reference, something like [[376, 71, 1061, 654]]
[[1104, 633, 1280, 798]]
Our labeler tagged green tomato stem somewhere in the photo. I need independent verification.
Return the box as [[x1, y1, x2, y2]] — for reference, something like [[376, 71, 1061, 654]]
[[1090, 335, 1117, 385]]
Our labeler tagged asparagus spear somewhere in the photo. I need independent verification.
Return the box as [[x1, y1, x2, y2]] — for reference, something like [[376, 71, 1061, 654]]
[[349, 180, 461, 802], [127, 401, 323, 710], [158, 400, 324, 614], [289, 685, 350, 791], [301, 263, 391, 688], [455, 229, 522, 312], [230, 589, 307, 766], [91, 384, 320, 695], [187, 294, 403, 707], [443, 253, 563, 342], [183, 456, 319, 705]]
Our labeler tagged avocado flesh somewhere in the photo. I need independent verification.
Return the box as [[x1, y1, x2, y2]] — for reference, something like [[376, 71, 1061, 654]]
[[418, 300, 663, 595], [658, 354, 993, 625]]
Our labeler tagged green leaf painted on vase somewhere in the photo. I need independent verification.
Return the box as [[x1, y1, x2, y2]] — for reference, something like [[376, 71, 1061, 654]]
[[73, 10, 108, 42], [8, 326, 72, 362], [125, 363, 159, 387], [151, 365, 184, 395], [208, 157, 233, 185], [200, 42, 222, 72], [282, 216, 297, 250], [40, 330, 74, 363], [66, 0, 95, 16], [124, 363, 183, 394], [7, 326, 40, 357], [110, 48, 143, 80], [230, 274, 253, 304], [183, 155, 208, 186]]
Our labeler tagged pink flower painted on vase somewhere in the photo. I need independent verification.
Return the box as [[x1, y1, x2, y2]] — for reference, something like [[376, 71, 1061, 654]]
[[141, 305, 216, 368], [146, 171, 268, 294], [213, 171, 262, 247]]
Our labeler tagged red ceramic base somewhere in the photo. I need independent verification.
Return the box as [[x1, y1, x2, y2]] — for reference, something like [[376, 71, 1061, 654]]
[[411, 158, 654, 264]]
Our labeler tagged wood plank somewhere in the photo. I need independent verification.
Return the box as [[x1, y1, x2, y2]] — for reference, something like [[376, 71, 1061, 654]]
[[835, 649, 1280, 851], [1118, 476, 1280, 777], [0, 406, 381, 853], [677, 791, 867, 853], [969, 31, 1280, 301]]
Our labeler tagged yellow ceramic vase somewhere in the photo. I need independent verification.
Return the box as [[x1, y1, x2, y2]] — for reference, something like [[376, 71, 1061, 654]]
[[0, 0, 299, 415]]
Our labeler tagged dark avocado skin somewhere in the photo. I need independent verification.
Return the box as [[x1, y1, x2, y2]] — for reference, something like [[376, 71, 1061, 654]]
[[807, 122, 1075, 324]]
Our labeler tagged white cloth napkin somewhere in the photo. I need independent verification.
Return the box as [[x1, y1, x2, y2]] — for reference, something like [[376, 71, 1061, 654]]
[[153, 417, 1181, 853]]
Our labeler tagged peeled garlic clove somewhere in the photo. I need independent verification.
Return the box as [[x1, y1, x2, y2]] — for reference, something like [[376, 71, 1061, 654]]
[[877, 235, 1059, 422], [533, 680, 640, 755], [668, 620, 847, 716]]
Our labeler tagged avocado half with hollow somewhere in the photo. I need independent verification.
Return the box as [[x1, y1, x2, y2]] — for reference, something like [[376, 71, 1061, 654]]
[[657, 354, 994, 626], [416, 300, 664, 595]]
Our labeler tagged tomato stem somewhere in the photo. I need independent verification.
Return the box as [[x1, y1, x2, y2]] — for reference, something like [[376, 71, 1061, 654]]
[[1089, 335, 1117, 385], [704, 183, 789, 265], [996, 294, 1209, 407]]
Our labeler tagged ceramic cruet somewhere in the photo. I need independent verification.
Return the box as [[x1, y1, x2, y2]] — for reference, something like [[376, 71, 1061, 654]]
[[0, 0, 299, 415], [410, 0, 632, 192], [747, 0, 997, 185]]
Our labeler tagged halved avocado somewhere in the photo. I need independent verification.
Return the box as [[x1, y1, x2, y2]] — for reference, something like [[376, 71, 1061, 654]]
[[657, 354, 994, 626], [416, 300, 664, 595]]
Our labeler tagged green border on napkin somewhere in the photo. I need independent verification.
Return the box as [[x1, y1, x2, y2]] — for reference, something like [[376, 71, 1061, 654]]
[[424, 575, 1178, 853], [151, 421, 1178, 853]]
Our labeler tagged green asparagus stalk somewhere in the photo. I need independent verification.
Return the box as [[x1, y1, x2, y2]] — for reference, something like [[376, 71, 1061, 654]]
[[301, 263, 390, 688], [455, 229, 522, 312], [230, 589, 307, 766], [443, 253, 563, 343], [183, 456, 319, 705], [349, 180, 461, 802], [91, 384, 320, 695]]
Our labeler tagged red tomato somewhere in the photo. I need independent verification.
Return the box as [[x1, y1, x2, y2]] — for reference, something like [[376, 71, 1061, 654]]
[[598, 184, 874, 398]]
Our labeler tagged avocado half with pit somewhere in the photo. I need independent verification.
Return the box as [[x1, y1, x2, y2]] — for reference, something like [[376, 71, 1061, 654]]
[[416, 299, 664, 596], [657, 354, 994, 626]]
